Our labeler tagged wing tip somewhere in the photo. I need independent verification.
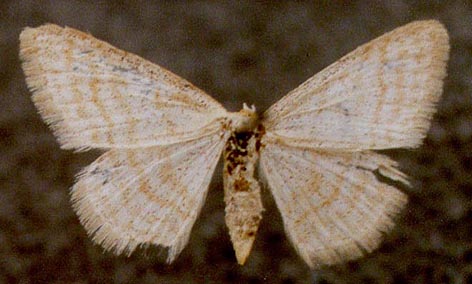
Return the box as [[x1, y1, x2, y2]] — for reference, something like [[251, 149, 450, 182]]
[[397, 19, 450, 70], [19, 24, 63, 51]]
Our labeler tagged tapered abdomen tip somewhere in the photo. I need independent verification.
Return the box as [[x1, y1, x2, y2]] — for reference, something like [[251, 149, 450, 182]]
[[234, 235, 256, 265]]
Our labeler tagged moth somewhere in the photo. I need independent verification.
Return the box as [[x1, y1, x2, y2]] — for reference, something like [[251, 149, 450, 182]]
[[20, 20, 449, 268]]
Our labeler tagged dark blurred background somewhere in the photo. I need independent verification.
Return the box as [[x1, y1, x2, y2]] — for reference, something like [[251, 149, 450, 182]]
[[1, 1, 471, 283]]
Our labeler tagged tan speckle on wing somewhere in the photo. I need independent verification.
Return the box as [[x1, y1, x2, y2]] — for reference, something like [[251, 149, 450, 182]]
[[19, 24, 229, 150], [259, 20, 449, 268], [71, 127, 230, 262], [262, 20, 450, 151], [260, 138, 408, 268]]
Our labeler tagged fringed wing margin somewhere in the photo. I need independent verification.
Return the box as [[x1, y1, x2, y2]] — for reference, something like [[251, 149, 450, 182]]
[[71, 129, 229, 262], [260, 140, 408, 268]]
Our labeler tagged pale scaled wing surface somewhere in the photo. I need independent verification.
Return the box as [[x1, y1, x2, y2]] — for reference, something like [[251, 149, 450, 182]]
[[262, 21, 449, 151], [259, 21, 449, 268], [259, 139, 408, 268], [71, 129, 230, 261], [20, 24, 228, 150]]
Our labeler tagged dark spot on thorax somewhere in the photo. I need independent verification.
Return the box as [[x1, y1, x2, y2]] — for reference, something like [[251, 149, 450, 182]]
[[254, 124, 265, 152], [224, 124, 265, 175]]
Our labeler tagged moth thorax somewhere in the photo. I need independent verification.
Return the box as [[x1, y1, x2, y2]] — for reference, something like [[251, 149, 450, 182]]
[[230, 103, 258, 133]]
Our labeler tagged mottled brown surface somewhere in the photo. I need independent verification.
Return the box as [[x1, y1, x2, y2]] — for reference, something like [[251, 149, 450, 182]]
[[224, 130, 263, 265], [1, 1, 471, 283]]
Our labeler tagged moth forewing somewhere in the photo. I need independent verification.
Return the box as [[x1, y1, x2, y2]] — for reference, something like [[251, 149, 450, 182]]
[[262, 20, 449, 151], [20, 24, 229, 150]]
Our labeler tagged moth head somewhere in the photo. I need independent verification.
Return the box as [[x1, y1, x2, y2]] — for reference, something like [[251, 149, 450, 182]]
[[229, 103, 258, 133]]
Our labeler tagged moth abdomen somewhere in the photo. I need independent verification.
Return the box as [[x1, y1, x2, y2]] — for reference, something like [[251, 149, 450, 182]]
[[223, 128, 264, 264]]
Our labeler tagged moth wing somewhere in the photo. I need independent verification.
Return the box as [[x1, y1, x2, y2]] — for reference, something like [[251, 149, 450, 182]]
[[262, 20, 449, 151], [259, 138, 408, 268], [20, 24, 228, 150], [71, 128, 230, 262]]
